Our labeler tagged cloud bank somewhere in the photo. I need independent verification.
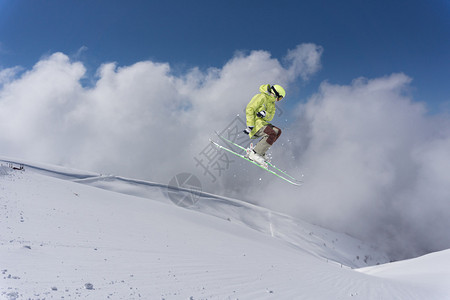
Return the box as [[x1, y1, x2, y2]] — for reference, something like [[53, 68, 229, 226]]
[[257, 74, 450, 260], [1, 44, 449, 260]]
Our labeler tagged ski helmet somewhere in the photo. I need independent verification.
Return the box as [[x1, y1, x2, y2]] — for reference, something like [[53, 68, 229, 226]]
[[271, 85, 286, 99]]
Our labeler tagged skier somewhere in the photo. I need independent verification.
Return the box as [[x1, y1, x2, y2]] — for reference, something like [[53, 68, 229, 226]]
[[243, 84, 286, 166]]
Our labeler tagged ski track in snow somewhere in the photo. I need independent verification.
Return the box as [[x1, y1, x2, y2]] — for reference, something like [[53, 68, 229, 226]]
[[1, 158, 449, 299]]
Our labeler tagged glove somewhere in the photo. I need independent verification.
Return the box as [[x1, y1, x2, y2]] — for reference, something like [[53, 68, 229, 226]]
[[243, 126, 254, 135], [257, 110, 266, 118]]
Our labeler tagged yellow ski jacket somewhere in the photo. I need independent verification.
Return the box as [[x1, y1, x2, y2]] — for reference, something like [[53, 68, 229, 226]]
[[245, 84, 277, 138]]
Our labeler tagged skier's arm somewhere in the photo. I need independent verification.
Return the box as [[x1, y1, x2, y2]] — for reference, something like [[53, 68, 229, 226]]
[[245, 104, 255, 127], [245, 94, 263, 127]]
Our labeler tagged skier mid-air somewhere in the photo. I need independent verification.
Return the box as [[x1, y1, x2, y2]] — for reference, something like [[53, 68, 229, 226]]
[[243, 84, 286, 166], [210, 83, 300, 185]]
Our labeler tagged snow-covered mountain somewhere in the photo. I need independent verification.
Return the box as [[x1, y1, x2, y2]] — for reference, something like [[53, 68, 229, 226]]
[[1, 157, 449, 299]]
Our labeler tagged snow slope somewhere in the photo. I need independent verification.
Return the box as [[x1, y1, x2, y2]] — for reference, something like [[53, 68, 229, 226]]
[[1, 158, 449, 299]]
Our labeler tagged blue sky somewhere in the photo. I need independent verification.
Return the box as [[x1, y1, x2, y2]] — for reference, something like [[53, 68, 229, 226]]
[[0, 0, 449, 110]]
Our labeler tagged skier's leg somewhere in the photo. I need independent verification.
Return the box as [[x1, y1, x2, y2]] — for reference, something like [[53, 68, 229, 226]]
[[253, 125, 281, 156]]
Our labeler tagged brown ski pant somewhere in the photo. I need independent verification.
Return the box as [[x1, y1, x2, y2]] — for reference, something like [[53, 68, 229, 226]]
[[253, 125, 281, 155]]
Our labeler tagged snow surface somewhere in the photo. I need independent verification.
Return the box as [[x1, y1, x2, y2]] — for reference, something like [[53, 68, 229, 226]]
[[1, 157, 449, 299]]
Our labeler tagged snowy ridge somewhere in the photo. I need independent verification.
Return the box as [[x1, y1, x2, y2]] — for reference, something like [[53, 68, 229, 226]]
[[78, 173, 388, 268], [9, 157, 388, 268], [1, 157, 450, 299]]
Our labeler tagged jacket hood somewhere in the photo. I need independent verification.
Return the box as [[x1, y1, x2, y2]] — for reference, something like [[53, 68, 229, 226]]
[[259, 84, 271, 95], [259, 84, 276, 102]]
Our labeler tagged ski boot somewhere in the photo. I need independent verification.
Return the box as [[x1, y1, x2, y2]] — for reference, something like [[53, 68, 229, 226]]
[[246, 149, 269, 169]]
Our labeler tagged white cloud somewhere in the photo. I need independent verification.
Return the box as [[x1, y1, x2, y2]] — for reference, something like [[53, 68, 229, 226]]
[[0, 66, 22, 86], [256, 74, 450, 259], [284, 43, 323, 80]]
